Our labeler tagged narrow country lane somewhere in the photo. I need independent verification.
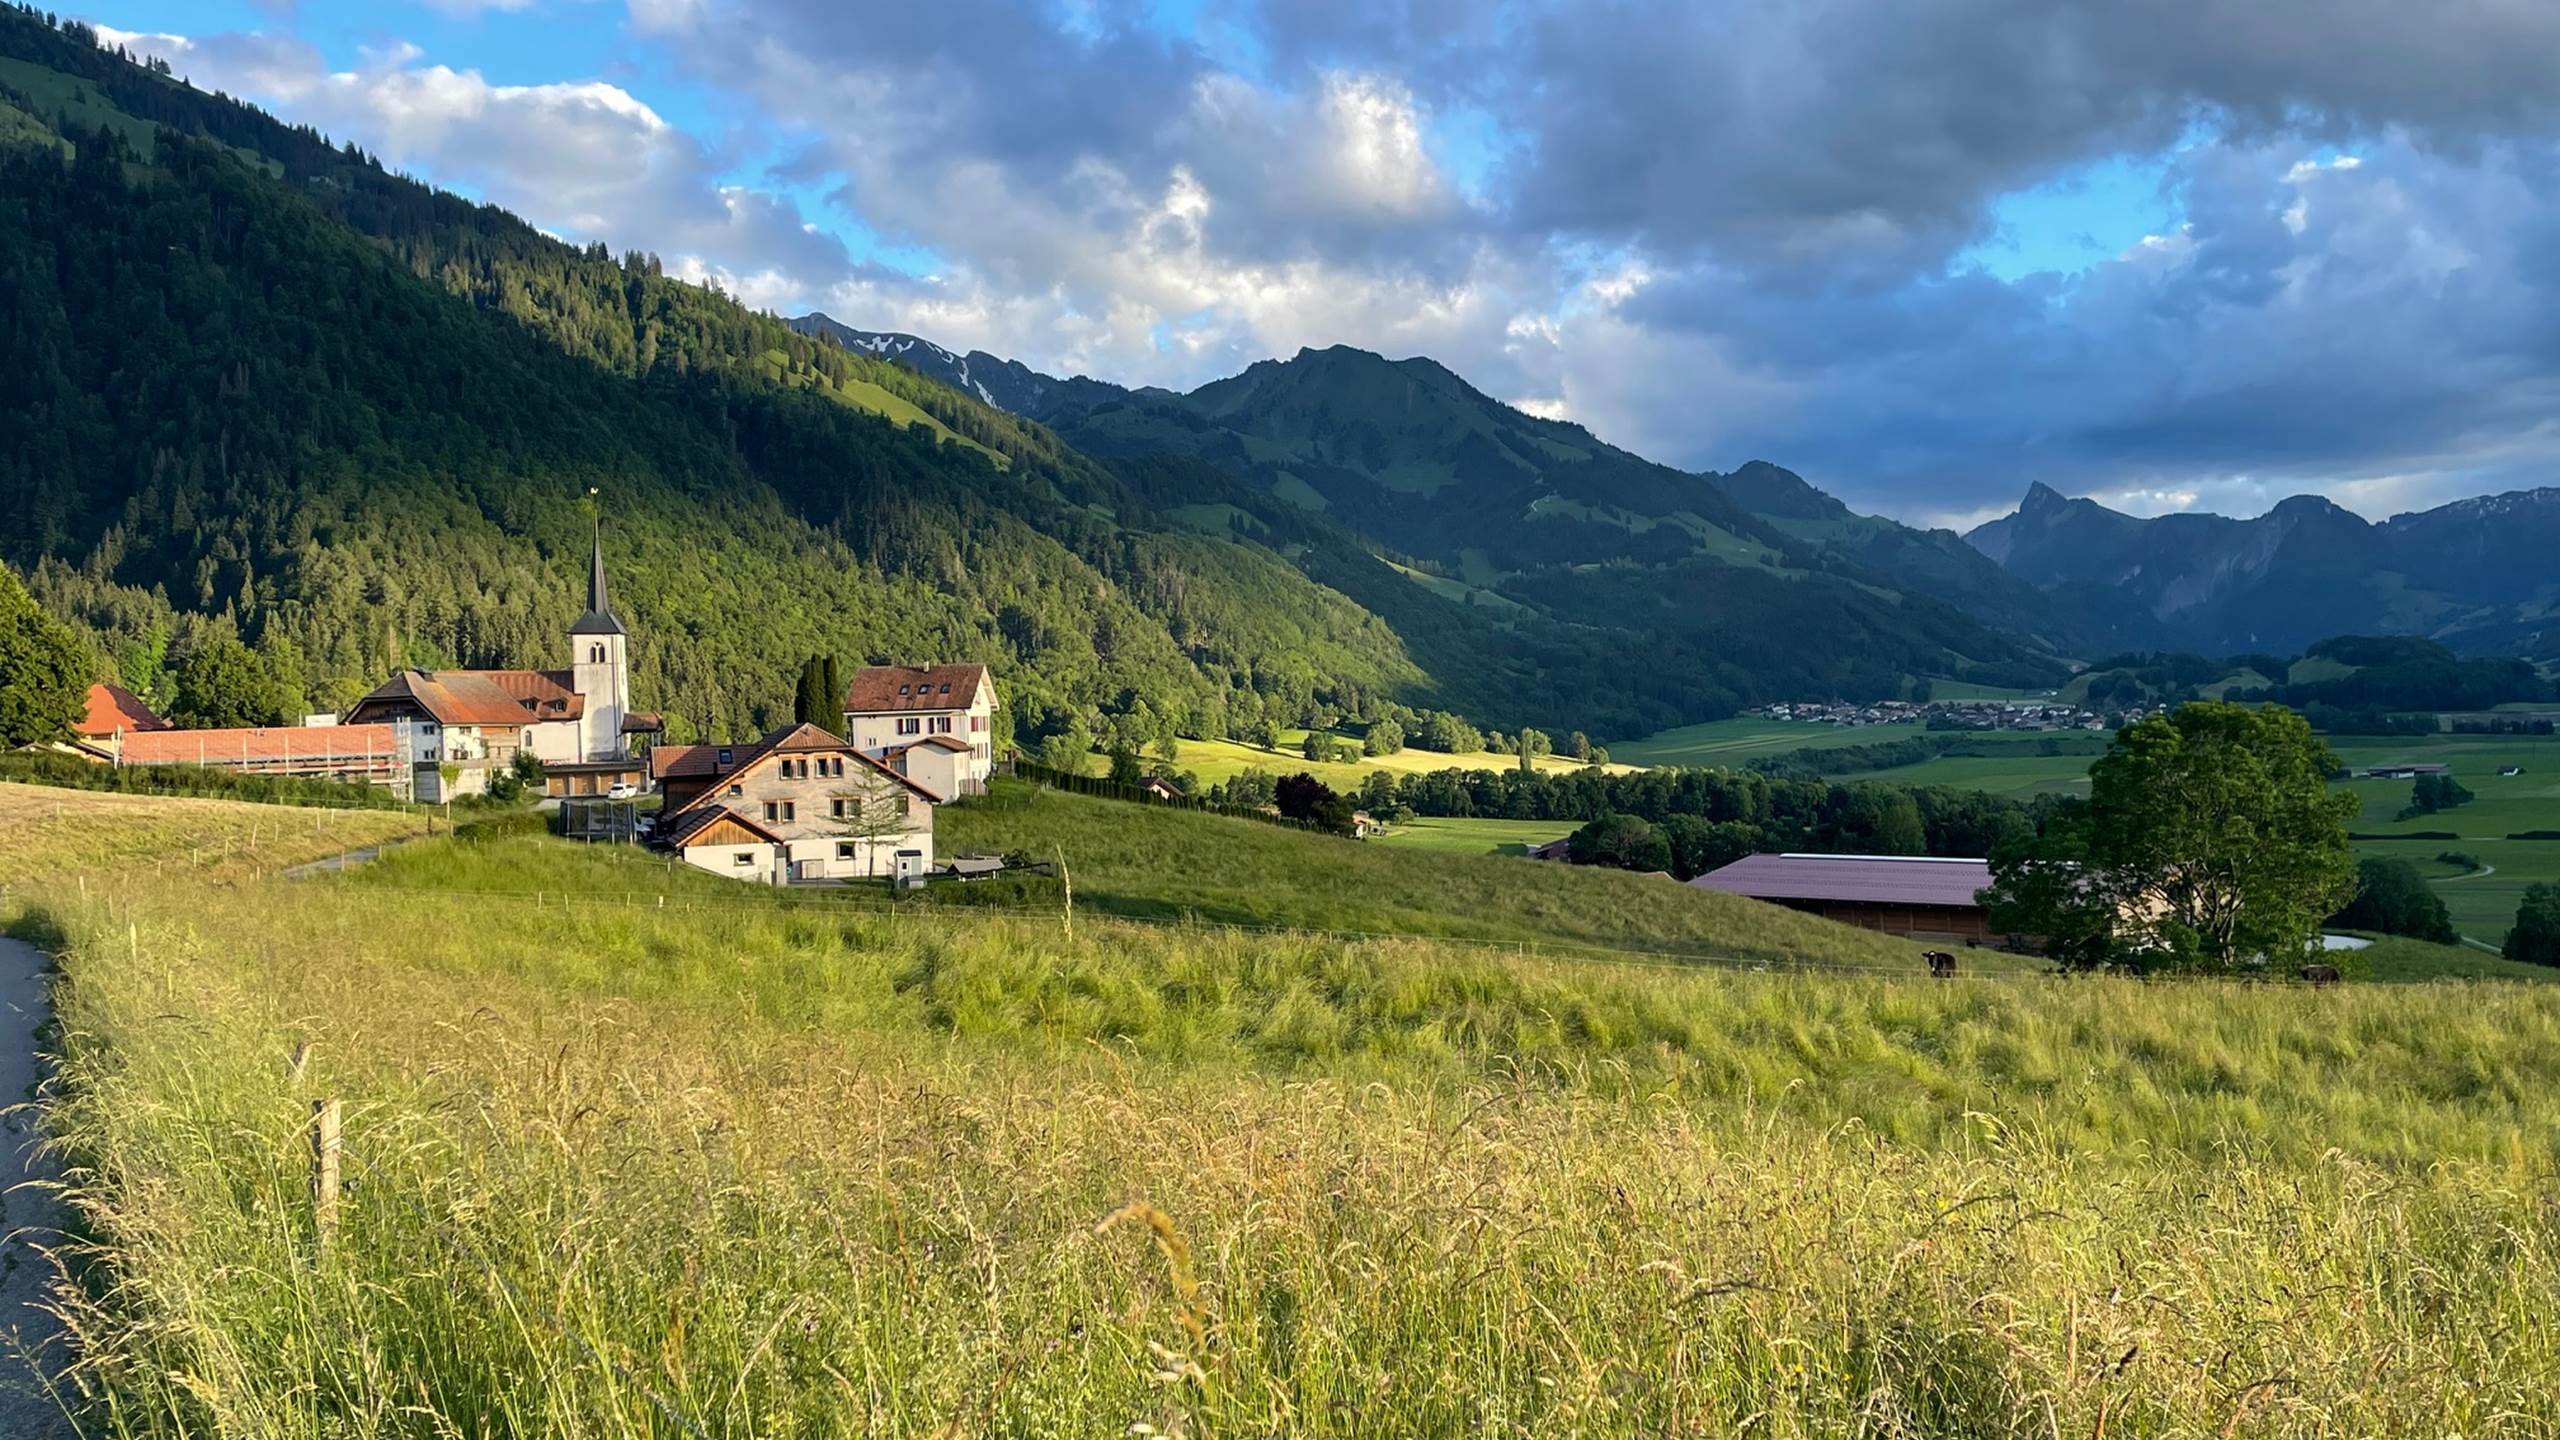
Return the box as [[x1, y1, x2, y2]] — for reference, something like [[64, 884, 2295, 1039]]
[[0, 936, 67, 1436]]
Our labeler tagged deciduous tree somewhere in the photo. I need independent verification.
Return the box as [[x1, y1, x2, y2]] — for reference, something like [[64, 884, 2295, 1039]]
[[1984, 702, 2359, 971], [0, 563, 88, 747]]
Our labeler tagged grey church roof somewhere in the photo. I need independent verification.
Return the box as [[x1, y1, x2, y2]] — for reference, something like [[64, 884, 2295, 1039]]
[[570, 519, 625, 636]]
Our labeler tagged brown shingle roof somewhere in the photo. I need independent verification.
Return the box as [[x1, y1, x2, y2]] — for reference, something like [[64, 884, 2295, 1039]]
[[76, 682, 168, 737], [843, 663, 988, 714], [1687, 853, 1993, 909], [657, 803, 783, 849], [347, 670, 579, 727]]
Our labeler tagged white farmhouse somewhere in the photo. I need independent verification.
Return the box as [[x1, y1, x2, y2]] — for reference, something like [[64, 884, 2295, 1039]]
[[648, 722, 938, 883], [841, 663, 998, 796]]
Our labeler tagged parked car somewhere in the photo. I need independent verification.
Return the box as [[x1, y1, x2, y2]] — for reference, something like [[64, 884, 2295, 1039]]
[[606, 782, 639, 799]]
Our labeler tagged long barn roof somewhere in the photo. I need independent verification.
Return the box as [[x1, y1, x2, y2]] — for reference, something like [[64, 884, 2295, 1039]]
[[1688, 853, 1993, 909]]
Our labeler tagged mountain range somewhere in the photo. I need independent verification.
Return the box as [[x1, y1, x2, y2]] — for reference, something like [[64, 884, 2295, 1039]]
[[798, 316, 2560, 665], [1965, 482, 2560, 656], [1, 6, 2546, 769]]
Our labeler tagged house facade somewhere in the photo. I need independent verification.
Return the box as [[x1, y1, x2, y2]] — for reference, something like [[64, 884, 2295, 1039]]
[[343, 521, 660, 800], [649, 722, 937, 883], [841, 664, 997, 796]]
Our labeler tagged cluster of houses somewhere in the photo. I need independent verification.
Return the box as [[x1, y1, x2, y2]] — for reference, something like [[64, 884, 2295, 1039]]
[[58, 522, 1000, 887], [1756, 698, 2150, 733]]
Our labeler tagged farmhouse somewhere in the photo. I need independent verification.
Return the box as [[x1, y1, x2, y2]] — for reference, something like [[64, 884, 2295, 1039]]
[[648, 722, 938, 883], [1689, 852, 2003, 944], [2364, 763, 2450, 780], [842, 664, 997, 796], [343, 522, 659, 799]]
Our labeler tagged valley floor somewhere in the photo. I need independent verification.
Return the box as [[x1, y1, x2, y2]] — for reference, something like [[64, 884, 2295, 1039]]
[[4, 783, 2558, 1435]]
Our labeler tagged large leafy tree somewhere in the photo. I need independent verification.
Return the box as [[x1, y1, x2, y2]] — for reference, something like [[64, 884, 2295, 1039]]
[[0, 561, 88, 746], [1986, 702, 2360, 971], [168, 638, 285, 729]]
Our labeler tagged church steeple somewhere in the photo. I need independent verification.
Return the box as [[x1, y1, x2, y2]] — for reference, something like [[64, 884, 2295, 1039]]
[[569, 513, 625, 637]]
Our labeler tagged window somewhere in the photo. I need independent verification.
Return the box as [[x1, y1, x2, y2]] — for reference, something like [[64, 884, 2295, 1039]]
[[900, 794, 916, 818], [837, 842, 856, 860], [931, 715, 953, 734], [763, 802, 779, 821], [971, 716, 984, 733], [727, 784, 743, 797], [589, 644, 604, 663], [897, 717, 922, 736], [717, 748, 733, 766], [733, 852, 754, 867], [830, 798, 846, 818], [782, 801, 796, 823]]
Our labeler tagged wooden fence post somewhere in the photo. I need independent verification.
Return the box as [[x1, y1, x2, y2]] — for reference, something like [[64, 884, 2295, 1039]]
[[1057, 847, 1074, 942], [311, 1098, 342, 1256]]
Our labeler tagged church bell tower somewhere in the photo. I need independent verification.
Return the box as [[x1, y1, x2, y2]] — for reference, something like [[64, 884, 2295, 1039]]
[[569, 515, 630, 760]]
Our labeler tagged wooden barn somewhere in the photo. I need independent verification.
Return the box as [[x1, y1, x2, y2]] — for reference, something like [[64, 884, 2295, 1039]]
[[1688, 852, 2004, 944]]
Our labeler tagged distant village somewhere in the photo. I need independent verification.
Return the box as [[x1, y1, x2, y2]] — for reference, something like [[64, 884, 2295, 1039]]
[[1754, 697, 2157, 733]]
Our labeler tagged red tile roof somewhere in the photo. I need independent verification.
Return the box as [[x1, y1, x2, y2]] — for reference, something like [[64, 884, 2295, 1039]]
[[76, 682, 168, 737], [1688, 853, 1994, 909], [843, 664, 988, 714], [117, 724, 403, 767], [473, 669, 583, 718]]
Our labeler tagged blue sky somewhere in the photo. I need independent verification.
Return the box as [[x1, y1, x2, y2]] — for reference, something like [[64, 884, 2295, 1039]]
[[81, 0, 2560, 530]]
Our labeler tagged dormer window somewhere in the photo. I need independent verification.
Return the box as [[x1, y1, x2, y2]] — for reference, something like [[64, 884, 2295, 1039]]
[[717, 748, 733, 765]]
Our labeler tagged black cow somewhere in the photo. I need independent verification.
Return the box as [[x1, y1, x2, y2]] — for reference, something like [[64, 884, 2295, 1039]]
[[1925, 950, 1958, 979], [2298, 962, 2342, 987]]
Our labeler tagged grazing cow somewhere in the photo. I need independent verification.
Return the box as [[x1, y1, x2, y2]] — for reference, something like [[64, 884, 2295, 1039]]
[[2299, 963, 2342, 987], [1925, 950, 1958, 979]]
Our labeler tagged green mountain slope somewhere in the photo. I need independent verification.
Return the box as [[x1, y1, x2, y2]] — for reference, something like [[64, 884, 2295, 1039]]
[[0, 11, 1429, 743], [1029, 347, 2072, 723]]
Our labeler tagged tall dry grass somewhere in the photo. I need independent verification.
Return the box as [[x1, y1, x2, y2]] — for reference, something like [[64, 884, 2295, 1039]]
[[7, 792, 2558, 1435]]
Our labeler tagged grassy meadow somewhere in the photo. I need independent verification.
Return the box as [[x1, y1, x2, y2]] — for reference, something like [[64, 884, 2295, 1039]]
[[8, 786, 2560, 1435], [1365, 814, 1569, 856], [1075, 729, 1633, 791], [937, 781, 1925, 966]]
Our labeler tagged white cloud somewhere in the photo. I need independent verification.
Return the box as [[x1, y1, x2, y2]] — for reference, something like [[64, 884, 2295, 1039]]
[[89, 23, 859, 306]]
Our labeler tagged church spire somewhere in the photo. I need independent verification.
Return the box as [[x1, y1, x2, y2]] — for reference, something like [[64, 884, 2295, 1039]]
[[570, 507, 626, 636]]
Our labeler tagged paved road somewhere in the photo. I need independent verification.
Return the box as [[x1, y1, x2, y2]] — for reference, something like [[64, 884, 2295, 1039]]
[[0, 937, 67, 1436]]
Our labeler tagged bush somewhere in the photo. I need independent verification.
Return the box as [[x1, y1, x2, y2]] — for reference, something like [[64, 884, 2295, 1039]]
[[1274, 773, 1355, 835], [2503, 882, 2560, 966], [2436, 850, 2482, 872], [2328, 857, 2456, 944], [1567, 813, 1672, 873]]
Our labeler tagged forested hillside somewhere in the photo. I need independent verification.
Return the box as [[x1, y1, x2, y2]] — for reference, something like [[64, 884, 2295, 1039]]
[[2, 7, 2062, 747], [0, 8, 1434, 745]]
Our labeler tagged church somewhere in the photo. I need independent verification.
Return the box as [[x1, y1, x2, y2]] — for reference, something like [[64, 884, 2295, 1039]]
[[344, 521, 659, 800]]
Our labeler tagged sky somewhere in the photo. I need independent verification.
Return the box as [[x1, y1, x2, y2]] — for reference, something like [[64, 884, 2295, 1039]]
[[78, 0, 2560, 531]]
